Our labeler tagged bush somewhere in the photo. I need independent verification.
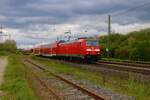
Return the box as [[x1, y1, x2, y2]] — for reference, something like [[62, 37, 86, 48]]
[[99, 28, 150, 61], [0, 40, 17, 53]]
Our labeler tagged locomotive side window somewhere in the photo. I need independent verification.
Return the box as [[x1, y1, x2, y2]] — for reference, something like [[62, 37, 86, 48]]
[[86, 41, 98, 46], [92, 41, 98, 46]]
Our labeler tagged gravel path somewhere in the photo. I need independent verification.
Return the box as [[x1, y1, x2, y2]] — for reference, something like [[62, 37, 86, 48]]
[[0, 57, 7, 97], [0, 57, 7, 85]]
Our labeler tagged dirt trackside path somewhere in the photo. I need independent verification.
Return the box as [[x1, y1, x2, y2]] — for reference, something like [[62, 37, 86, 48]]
[[0, 57, 7, 86]]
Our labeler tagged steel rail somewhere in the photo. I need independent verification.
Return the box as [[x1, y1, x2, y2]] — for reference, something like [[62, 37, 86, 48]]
[[25, 59, 106, 100], [99, 60, 150, 68], [96, 62, 150, 75], [26, 64, 63, 100]]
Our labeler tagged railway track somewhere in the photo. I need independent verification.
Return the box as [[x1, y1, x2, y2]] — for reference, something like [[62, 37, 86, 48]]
[[35, 56, 150, 75], [100, 60, 150, 68], [96, 61, 150, 75], [50, 58, 150, 75], [24, 59, 106, 100]]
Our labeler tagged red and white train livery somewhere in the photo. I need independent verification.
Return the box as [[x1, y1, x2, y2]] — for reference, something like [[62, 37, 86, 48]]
[[30, 38, 101, 61]]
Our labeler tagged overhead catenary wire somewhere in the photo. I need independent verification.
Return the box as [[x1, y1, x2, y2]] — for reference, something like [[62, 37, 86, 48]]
[[106, 1, 150, 34], [111, 1, 150, 17]]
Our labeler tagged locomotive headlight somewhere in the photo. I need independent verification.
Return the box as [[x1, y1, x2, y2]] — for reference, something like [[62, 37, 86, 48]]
[[86, 49, 92, 51], [94, 49, 100, 51]]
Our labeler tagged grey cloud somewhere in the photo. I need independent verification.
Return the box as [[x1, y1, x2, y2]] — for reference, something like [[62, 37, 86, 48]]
[[1, 0, 150, 28]]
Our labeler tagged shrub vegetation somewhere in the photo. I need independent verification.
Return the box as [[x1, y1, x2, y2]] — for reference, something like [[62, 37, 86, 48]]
[[0, 40, 17, 53], [99, 28, 150, 61]]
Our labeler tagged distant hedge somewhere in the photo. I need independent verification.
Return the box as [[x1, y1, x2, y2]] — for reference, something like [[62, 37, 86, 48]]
[[0, 40, 17, 53], [99, 28, 150, 61]]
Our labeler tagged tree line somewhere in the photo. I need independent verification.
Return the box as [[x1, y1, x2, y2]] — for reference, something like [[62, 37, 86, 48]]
[[99, 28, 150, 61], [0, 40, 17, 53]]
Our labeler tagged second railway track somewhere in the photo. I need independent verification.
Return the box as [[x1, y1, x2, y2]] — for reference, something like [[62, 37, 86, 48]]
[[96, 61, 150, 75], [99, 60, 150, 68], [24, 59, 106, 100], [34, 57, 150, 75], [47, 58, 150, 75]]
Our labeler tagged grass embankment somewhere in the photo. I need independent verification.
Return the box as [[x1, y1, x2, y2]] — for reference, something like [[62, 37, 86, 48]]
[[0, 54, 37, 100], [32, 57, 150, 100]]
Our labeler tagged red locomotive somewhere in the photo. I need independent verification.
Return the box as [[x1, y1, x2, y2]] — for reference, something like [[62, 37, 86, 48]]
[[30, 38, 101, 62]]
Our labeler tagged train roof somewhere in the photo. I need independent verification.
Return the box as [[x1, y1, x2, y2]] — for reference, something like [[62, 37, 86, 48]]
[[59, 38, 98, 45], [31, 38, 98, 49]]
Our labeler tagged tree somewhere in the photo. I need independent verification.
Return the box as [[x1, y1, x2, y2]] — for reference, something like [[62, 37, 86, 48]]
[[0, 40, 17, 52]]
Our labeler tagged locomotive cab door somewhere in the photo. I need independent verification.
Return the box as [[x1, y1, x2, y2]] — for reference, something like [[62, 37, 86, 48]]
[[79, 42, 84, 56]]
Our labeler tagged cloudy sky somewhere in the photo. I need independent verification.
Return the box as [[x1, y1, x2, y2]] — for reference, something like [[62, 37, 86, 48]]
[[0, 0, 150, 48]]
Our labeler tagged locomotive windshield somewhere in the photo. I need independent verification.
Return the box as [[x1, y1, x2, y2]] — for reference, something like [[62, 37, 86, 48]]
[[86, 40, 98, 46]]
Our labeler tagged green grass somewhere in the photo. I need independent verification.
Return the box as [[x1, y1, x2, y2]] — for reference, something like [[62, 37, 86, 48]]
[[32, 56, 150, 100], [126, 76, 150, 99], [0, 51, 11, 57], [0, 54, 37, 100]]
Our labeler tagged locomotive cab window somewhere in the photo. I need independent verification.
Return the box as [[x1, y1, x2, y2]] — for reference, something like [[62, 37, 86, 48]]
[[86, 40, 98, 46], [86, 41, 91, 46]]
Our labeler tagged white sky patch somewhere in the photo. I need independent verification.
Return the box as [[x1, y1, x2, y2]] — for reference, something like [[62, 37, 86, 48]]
[[18, 44, 34, 49], [112, 23, 150, 34], [2, 24, 82, 48], [54, 23, 81, 34], [1, 28, 18, 42]]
